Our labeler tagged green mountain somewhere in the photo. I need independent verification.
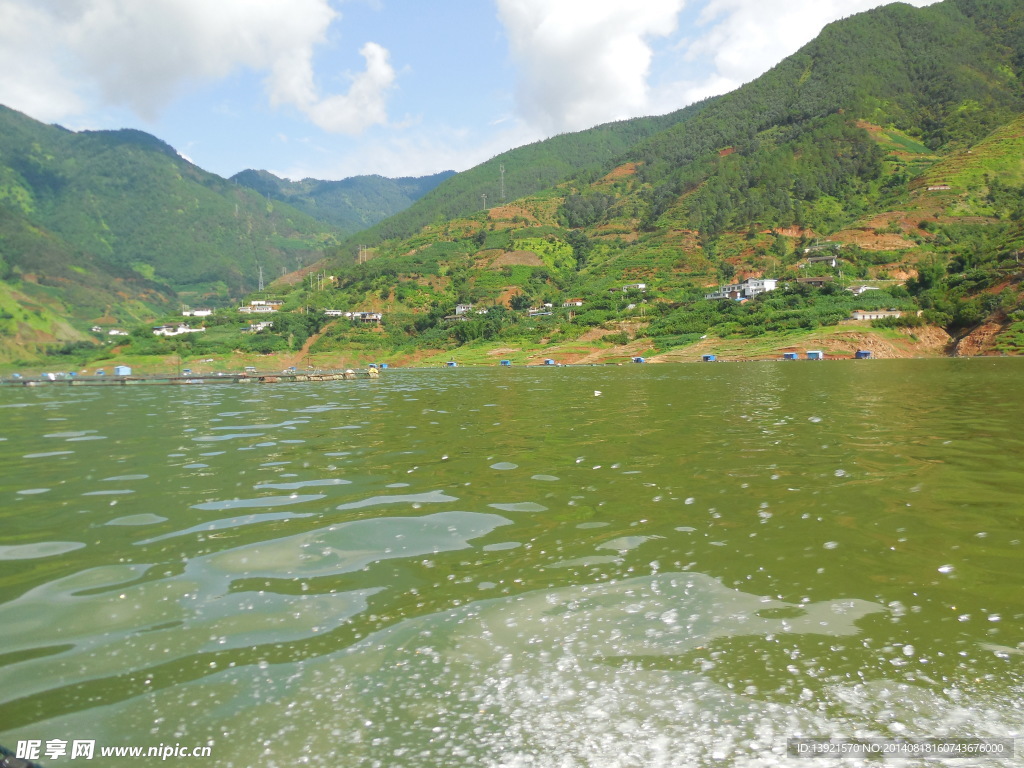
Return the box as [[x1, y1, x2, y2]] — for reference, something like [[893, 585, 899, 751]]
[[230, 169, 456, 236], [0, 105, 345, 353], [284, 0, 1024, 363], [339, 109, 702, 251]]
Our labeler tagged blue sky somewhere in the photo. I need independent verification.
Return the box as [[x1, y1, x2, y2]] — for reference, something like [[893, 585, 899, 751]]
[[0, 0, 939, 182]]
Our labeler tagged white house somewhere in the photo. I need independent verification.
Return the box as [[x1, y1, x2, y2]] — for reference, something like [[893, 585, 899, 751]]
[[562, 298, 584, 307], [153, 323, 206, 337], [182, 309, 213, 317], [455, 304, 473, 316], [848, 285, 881, 296], [324, 309, 346, 317], [705, 278, 777, 300], [850, 309, 903, 320]]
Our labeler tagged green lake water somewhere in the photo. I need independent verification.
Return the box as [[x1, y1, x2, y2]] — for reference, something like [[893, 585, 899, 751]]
[[0, 359, 1021, 767]]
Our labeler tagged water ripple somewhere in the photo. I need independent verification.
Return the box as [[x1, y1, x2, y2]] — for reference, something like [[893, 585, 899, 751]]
[[191, 494, 327, 511], [254, 479, 352, 491], [0, 542, 86, 559], [335, 489, 458, 511]]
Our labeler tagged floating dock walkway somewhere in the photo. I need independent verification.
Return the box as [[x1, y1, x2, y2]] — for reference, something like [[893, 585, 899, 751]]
[[2, 368, 379, 387]]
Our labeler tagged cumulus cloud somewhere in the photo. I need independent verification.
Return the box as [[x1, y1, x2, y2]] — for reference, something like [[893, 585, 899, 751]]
[[299, 43, 396, 134], [0, 0, 394, 133], [495, 0, 688, 134]]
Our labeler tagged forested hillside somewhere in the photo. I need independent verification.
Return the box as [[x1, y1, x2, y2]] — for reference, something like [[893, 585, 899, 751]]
[[339, 106, 706, 249], [274, 0, 1024, 364], [0, 104, 342, 355], [0, 108, 449, 360]]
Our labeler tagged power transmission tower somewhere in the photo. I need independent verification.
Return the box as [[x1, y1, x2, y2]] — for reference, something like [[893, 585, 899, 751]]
[[500, 164, 505, 202], [258, 265, 264, 292], [481, 193, 487, 209]]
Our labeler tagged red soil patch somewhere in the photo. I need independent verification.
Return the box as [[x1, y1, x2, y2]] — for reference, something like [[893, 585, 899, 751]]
[[953, 320, 1006, 357], [488, 204, 539, 224], [490, 250, 544, 267], [596, 163, 639, 184], [833, 227, 917, 251]]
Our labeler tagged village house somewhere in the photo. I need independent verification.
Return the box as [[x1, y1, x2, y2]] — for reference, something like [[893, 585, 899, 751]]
[[562, 298, 584, 307], [705, 278, 777, 301], [609, 283, 647, 294], [182, 308, 213, 317], [801, 255, 839, 268], [323, 309, 346, 317], [796, 275, 835, 288], [153, 323, 206, 337], [239, 299, 283, 314], [354, 311, 382, 324], [850, 309, 904, 320]]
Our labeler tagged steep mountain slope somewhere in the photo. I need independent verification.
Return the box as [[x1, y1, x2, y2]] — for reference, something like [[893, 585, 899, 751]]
[[231, 169, 456, 235], [291, 0, 1024, 362], [338, 104, 711, 251], [0, 105, 352, 357], [331, 0, 1023, 261], [0, 106, 336, 303]]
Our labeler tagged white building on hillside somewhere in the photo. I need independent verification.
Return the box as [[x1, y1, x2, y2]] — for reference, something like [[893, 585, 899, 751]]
[[705, 278, 777, 301], [153, 324, 206, 337]]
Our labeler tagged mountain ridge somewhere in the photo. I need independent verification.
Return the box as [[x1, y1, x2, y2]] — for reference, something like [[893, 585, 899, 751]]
[[230, 168, 456, 235]]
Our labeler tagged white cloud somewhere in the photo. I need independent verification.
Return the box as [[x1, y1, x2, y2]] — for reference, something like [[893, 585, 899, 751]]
[[300, 42, 396, 134], [495, 0, 688, 134], [0, 1, 87, 121], [0, 0, 394, 133]]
